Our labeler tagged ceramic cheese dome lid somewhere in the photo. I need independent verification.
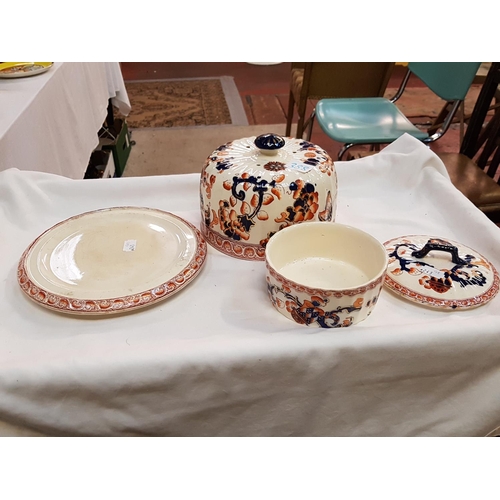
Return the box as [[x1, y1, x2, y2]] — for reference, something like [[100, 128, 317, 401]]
[[200, 133, 337, 261], [383, 235, 499, 310]]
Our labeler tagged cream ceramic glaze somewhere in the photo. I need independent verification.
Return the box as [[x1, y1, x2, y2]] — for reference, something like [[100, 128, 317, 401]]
[[265, 222, 388, 328], [18, 207, 207, 315], [200, 134, 337, 261], [384, 235, 499, 309]]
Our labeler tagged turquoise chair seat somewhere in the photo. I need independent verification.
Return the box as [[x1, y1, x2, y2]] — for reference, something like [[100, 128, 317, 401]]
[[316, 97, 429, 144], [314, 63, 481, 160]]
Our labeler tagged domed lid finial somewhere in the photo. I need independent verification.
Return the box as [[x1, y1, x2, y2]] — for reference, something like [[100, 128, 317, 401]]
[[254, 133, 286, 156]]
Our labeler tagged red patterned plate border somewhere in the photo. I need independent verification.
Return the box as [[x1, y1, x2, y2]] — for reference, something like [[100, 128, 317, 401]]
[[383, 235, 500, 310], [17, 207, 208, 315]]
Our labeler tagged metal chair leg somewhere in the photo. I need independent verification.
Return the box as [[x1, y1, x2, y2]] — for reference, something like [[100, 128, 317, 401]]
[[338, 143, 355, 161]]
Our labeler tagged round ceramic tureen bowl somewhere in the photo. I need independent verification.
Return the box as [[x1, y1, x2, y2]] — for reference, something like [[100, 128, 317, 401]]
[[200, 133, 337, 261], [265, 222, 389, 328]]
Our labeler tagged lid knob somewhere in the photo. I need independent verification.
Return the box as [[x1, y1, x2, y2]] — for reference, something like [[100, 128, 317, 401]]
[[254, 133, 286, 156]]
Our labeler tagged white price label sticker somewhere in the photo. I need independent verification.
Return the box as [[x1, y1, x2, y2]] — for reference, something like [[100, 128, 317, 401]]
[[419, 265, 446, 279], [123, 240, 137, 252], [288, 162, 312, 173]]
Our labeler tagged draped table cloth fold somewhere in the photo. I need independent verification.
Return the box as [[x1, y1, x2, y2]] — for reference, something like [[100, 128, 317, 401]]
[[0, 62, 130, 180], [0, 134, 499, 436]]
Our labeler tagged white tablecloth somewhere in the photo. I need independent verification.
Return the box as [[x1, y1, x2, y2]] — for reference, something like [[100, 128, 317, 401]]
[[0, 135, 499, 437], [0, 62, 130, 180]]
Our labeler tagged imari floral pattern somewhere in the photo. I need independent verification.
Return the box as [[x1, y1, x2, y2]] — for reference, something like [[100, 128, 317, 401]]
[[200, 136, 337, 260], [267, 281, 364, 328], [384, 236, 499, 310], [266, 272, 384, 328]]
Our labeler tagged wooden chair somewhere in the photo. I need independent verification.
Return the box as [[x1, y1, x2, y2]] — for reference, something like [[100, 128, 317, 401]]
[[285, 62, 395, 140], [438, 62, 500, 223]]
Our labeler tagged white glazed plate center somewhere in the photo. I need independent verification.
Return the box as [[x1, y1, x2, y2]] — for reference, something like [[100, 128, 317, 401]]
[[25, 208, 198, 300]]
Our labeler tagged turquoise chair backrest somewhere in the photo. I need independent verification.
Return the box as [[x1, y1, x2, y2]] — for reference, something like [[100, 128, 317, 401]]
[[408, 62, 481, 101]]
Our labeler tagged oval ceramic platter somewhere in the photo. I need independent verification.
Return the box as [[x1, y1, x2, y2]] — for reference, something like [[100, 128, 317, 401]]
[[383, 235, 499, 310], [17, 207, 207, 315], [0, 62, 54, 78]]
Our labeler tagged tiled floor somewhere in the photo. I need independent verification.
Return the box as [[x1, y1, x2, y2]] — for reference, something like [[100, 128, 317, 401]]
[[119, 62, 474, 160]]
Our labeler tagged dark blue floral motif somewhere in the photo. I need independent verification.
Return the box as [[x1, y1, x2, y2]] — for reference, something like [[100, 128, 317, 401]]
[[298, 141, 315, 150], [216, 175, 277, 242], [275, 180, 319, 226], [365, 295, 378, 308], [289, 181, 314, 194], [303, 158, 320, 166], [215, 143, 232, 152], [297, 141, 331, 168], [232, 175, 276, 217], [389, 240, 487, 294], [210, 145, 235, 171], [212, 157, 234, 172], [268, 283, 362, 328], [218, 199, 255, 240]]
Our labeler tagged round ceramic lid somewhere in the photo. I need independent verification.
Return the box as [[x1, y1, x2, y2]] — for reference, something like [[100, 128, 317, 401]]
[[383, 235, 499, 310]]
